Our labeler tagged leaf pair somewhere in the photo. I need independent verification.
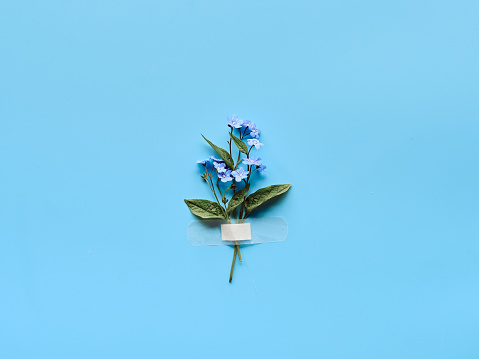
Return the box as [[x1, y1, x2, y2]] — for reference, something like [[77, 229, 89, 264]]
[[184, 184, 292, 220], [183, 183, 250, 220]]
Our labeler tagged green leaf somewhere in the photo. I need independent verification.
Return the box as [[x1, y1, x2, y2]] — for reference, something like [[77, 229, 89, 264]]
[[244, 184, 292, 216], [201, 134, 235, 169], [227, 183, 250, 215], [184, 199, 226, 219], [229, 133, 249, 154]]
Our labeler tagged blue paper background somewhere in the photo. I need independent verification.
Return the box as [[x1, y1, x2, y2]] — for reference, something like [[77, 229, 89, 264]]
[[1, 1, 478, 358]]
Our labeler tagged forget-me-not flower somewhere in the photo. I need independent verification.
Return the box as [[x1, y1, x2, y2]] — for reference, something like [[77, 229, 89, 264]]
[[214, 161, 227, 173], [257, 164, 267, 172], [249, 124, 261, 138], [243, 157, 262, 166], [196, 158, 209, 165], [217, 169, 233, 182], [242, 120, 252, 128], [228, 114, 244, 128], [247, 138, 264, 149], [231, 167, 249, 182]]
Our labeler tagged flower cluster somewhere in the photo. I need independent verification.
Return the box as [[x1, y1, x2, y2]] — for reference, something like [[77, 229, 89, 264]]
[[227, 114, 261, 138], [197, 115, 266, 186]]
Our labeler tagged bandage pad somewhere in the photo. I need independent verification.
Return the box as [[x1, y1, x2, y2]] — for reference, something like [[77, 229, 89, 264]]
[[221, 223, 252, 241]]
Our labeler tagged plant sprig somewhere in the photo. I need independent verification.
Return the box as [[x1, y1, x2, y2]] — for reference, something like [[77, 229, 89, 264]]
[[185, 115, 292, 282]]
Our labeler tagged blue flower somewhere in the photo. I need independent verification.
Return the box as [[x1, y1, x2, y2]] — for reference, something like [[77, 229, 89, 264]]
[[217, 169, 233, 182], [231, 167, 249, 181], [210, 155, 224, 162], [243, 157, 262, 166], [214, 161, 227, 173], [247, 138, 264, 149], [196, 158, 209, 165], [242, 119, 252, 128], [257, 164, 267, 172], [249, 124, 261, 138], [228, 114, 244, 128]]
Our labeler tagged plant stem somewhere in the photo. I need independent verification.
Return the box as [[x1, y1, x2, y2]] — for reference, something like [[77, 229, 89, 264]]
[[241, 126, 248, 139], [229, 245, 237, 283], [232, 182, 237, 222], [229, 127, 233, 157], [216, 179, 224, 200], [238, 193, 248, 221], [236, 244, 242, 262], [207, 176, 222, 208], [235, 150, 241, 169], [216, 179, 229, 213]]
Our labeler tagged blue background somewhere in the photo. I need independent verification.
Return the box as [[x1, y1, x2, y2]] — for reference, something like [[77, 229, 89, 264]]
[[1, 1, 478, 358]]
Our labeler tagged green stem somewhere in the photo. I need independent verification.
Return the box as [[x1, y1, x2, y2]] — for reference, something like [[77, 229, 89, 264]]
[[229, 245, 237, 283], [232, 183, 237, 220], [216, 178, 224, 199], [216, 179, 229, 213], [235, 151, 241, 169], [223, 184, 234, 197], [229, 127, 233, 157], [237, 244, 242, 262], [206, 174, 222, 209], [238, 202, 245, 221]]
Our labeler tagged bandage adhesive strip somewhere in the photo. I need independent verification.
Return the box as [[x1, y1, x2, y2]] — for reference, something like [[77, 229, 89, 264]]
[[186, 216, 288, 246]]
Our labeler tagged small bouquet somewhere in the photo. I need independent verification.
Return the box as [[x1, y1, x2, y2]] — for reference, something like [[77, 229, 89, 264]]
[[184, 115, 291, 282]]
